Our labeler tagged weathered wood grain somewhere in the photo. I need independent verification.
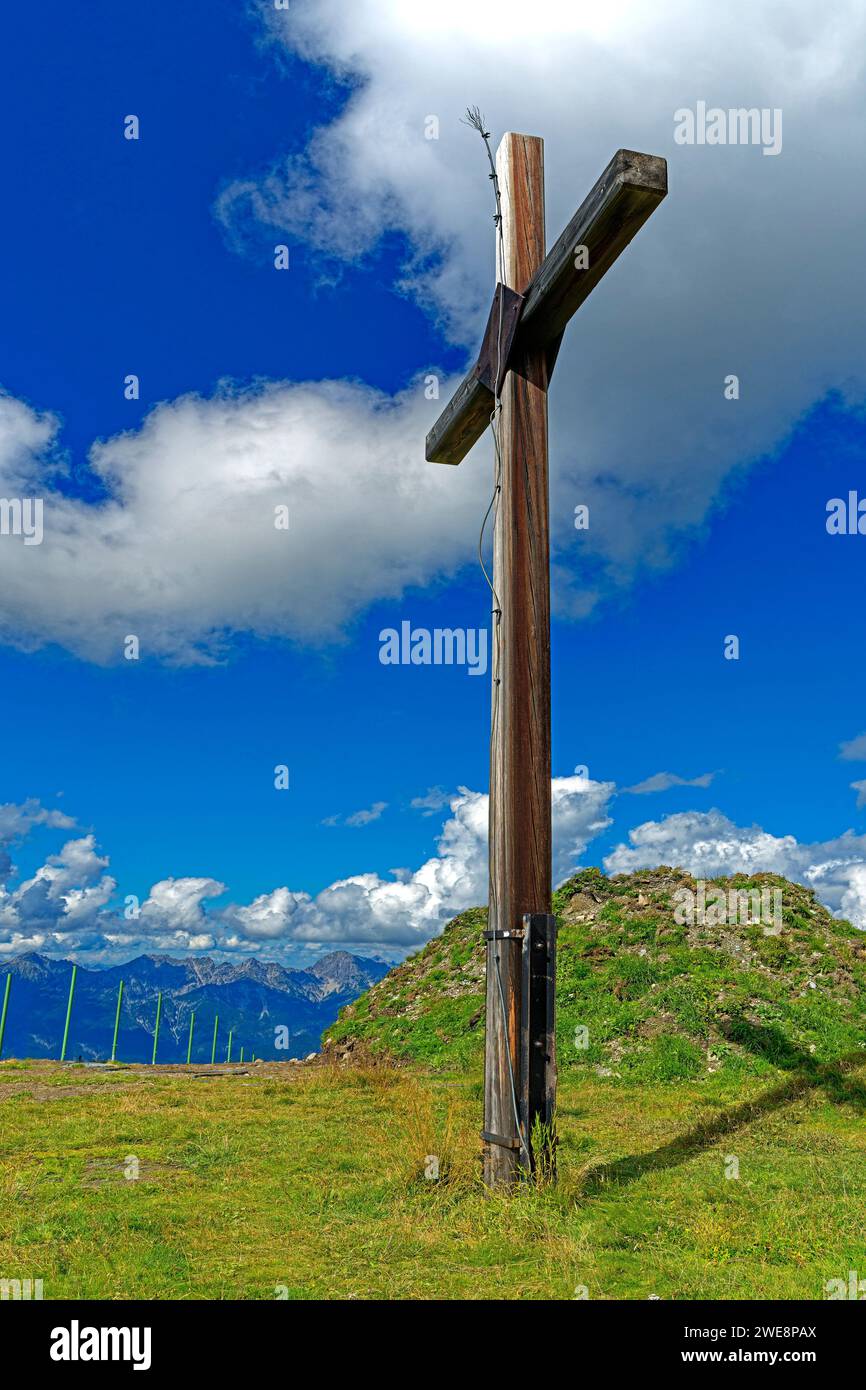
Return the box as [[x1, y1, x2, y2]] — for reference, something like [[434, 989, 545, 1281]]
[[519, 148, 667, 351], [483, 132, 551, 1189]]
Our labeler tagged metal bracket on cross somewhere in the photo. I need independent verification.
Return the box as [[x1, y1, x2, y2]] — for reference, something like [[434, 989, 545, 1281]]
[[478, 282, 526, 397]]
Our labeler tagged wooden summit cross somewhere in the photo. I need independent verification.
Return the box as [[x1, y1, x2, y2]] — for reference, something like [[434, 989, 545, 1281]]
[[426, 131, 667, 1188]]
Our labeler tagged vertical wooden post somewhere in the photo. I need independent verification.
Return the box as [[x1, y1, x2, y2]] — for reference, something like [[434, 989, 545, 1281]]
[[0, 974, 11, 1060], [211, 1016, 219, 1065], [226, 1029, 233, 1064], [483, 132, 553, 1189], [151, 991, 162, 1065], [239, 1046, 245, 1064], [186, 1010, 195, 1065], [60, 964, 77, 1062], [110, 979, 124, 1063]]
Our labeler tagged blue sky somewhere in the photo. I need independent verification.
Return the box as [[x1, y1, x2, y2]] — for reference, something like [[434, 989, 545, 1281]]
[[2, 0, 866, 964]]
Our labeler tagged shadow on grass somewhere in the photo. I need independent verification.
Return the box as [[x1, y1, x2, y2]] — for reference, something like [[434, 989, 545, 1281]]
[[579, 1020, 866, 1194]]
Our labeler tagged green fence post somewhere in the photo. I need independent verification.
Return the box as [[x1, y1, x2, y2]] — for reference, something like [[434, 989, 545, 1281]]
[[186, 1010, 196, 1065], [110, 979, 124, 1063], [239, 1046, 244, 1064], [226, 1030, 233, 1064], [0, 974, 11, 1060], [211, 1015, 219, 1065], [60, 964, 77, 1061], [151, 991, 162, 1065]]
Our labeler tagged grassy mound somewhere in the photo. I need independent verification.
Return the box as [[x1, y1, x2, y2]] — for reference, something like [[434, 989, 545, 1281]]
[[324, 868, 866, 1082]]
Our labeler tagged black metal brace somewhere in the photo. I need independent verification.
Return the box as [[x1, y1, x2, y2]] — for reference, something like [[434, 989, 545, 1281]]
[[475, 282, 525, 397]]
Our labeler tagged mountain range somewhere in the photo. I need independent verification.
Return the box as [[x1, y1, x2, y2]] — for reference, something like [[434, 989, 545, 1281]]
[[0, 950, 389, 1063]]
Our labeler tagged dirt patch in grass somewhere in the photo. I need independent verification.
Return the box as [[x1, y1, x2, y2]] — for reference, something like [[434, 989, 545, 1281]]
[[0, 1081, 133, 1103]]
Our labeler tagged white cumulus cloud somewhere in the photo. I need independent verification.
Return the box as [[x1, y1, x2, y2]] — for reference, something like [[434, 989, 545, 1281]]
[[0, 779, 613, 958], [0, 381, 486, 664], [138, 877, 228, 933]]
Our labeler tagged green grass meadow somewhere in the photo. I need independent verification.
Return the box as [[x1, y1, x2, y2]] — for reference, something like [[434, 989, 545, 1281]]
[[2, 1055, 865, 1300]]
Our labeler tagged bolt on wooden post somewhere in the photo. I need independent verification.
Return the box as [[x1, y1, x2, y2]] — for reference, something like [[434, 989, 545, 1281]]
[[426, 132, 668, 1189]]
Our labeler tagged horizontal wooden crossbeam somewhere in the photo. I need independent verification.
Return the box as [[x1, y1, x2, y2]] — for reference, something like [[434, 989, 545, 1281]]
[[425, 148, 667, 466]]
